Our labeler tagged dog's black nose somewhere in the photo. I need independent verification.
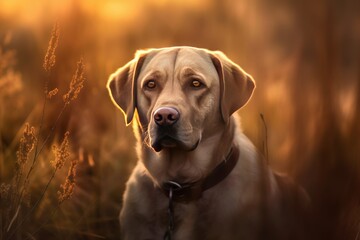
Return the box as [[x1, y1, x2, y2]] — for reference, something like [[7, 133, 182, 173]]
[[154, 107, 179, 126]]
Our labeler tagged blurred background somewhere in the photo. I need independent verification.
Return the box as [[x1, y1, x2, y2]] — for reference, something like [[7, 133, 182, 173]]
[[0, 0, 359, 239]]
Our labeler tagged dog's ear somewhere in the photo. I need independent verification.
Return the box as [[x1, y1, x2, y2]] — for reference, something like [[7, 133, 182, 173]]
[[209, 51, 255, 123], [107, 51, 147, 125]]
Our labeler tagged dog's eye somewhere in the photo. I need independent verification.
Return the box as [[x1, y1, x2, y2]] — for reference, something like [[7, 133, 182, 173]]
[[191, 79, 202, 88], [145, 80, 156, 89]]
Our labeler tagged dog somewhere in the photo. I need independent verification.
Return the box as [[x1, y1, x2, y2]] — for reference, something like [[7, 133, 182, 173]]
[[107, 47, 310, 240]]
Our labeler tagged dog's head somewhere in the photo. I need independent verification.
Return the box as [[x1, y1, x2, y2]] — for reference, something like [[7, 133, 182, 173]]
[[108, 47, 255, 153]]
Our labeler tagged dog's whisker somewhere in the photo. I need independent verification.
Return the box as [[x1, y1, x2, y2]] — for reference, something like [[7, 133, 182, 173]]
[[142, 129, 153, 149]]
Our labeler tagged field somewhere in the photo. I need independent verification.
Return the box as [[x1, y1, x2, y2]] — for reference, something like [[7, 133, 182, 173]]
[[0, 0, 359, 239]]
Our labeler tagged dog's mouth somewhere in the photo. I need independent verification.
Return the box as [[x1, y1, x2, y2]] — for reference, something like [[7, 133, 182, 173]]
[[151, 135, 199, 152], [152, 136, 178, 152]]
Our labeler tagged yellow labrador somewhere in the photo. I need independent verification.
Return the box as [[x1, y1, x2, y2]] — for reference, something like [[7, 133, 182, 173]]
[[107, 47, 309, 240]]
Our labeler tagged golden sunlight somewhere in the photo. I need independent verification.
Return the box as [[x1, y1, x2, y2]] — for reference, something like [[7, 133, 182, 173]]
[[0, 0, 359, 239]]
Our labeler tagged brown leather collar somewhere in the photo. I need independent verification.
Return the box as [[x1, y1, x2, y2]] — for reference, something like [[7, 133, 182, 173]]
[[161, 145, 240, 203]]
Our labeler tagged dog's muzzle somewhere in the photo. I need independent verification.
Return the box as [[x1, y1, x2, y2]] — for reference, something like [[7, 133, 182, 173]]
[[150, 106, 200, 152], [151, 107, 180, 152]]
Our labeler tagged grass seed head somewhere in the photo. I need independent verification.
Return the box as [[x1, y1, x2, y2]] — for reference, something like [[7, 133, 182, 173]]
[[43, 22, 59, 73], [51, 131, 70, 170], [63, 58, 85, 105], [16, 123, 36, 167], [58, 158, 78, 204], [46, 88, 58, 99]]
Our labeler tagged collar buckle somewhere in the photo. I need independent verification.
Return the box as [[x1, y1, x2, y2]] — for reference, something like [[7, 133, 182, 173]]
[[161, 145, 239, 203]]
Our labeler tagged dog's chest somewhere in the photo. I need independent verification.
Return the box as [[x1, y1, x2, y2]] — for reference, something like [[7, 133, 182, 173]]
[[146, 188, 262, 240]]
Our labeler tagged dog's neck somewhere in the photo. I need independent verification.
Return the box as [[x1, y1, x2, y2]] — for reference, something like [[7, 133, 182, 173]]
[[136, 117, 237, 187]]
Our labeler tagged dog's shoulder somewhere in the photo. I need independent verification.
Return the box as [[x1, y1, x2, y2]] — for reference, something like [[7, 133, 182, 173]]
[[121, 162, 166, 221], [123, 162, 158, 199]]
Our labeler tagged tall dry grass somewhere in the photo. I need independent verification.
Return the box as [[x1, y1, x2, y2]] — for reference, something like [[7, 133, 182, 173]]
[[0, 22, 85, 239]]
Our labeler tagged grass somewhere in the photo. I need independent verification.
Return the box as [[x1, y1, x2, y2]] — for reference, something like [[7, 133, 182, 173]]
[[0, 23, 85, 239]]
